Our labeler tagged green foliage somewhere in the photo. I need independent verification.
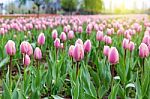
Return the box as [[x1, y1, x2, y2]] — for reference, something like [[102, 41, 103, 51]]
[[83, 0, 103, 13], [61, 0, 77, 12]]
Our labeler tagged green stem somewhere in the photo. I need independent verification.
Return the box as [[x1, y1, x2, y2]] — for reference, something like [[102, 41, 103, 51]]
[[76, 62, 79, 79]]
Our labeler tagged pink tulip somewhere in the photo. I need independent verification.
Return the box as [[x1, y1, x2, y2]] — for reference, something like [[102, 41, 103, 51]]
[[20, 41, 33, 56], [128, 41, 135, 52], [34, 47, 42, 60], [122, 38, 129, 50], [108, 47, 119, 65], [54, 38, 60, 48], [5, 40, 16, 56], [103, 45, 110, 57], [84, 40, 92, 53], [68, 30, 74, 39], [37, 33, 45, 45], [68, 45, 75, 57], [23, 54, 30, 66], [139, 43, 149, 58], [78, 26, 83, 33], [73, 44, 84, 62], [142, 35, 150, 45], [105, 36, 112, 45], [60, 32, 67, 42], [75, 39, 83, 45], [52, 29, 58, 39], [96, 31, 103, 41]]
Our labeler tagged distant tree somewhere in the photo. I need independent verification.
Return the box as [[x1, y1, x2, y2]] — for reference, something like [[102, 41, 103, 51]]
[[61, 0, 77, 13], [83, 0, 103, 14]]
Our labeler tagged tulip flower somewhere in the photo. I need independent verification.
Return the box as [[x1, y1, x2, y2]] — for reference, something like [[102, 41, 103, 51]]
[[103, 45, 110, 57], [128, 41, 135, 57], [37, 33, 45, 45], [5, 40, 16, 56], [23, 54, 30, 66], [75, 38, 83, 45], [73, 43, 84, 78], [5, 40, 16, 80], [96, 31, 103, 41], [108, 47, 119, 77], [139, 43, 149, 73], [68, 45, 75, 57], [78, 26, 83, 33], [34, 47, 42, 67], [54, 38, 60, 60], [20, 41, 33, 56], [60, 32, 67, 42], [52, 29, 58, 40], [68, 30, 74, 40], [34, 47, 42, 60], [84, 40, 92, 53], [122, 38, 129, 64]]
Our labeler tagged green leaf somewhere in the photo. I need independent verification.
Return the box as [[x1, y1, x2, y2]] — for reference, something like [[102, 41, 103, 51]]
[[2, 81, 11, 99], [52, 95, 64, 99], [0, 56, 9, 68]]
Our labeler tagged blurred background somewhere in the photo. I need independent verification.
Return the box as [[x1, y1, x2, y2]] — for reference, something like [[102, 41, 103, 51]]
[[0, 0, 150, 15]]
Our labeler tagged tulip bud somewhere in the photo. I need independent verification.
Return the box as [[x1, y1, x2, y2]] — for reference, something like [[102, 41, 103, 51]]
[[68, 45, 75, 57], [122, 38, 129, 50], [139, 43, 149, 58], [37, 33, 45, 45], [84, 40, 92, 53], [20, 41, 33, 56], [128, 41, 135, 52], [34, 47, 42, 60], [52, 29, 58, 39], [5, 40, 16, 56], [108, 47, 119, 65], [103, 45, 110, 57], [96, 31, 103, 41], [60, 32, 67, 42], [75, 38, 83, 45], [23, 54, 30, 66], [68, 30, 74, 39], [73, 44, 84, 62], [54, 38, 60, 48]]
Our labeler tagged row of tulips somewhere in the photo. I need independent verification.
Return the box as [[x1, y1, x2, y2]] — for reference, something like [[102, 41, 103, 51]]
[[0, 15, 150, 99]]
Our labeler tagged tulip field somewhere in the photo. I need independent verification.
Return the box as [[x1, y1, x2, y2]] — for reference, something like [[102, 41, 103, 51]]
[[0, 15, 150, 99]]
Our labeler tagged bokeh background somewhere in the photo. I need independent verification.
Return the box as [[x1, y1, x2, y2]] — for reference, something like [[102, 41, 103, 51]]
[[0, 0, 150, 15]]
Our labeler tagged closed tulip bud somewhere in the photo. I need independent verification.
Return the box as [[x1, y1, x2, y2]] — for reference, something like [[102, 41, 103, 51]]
[[23, 54, 30, 66], [60, 32, 67, 42], [107, 28, 112, 35], [139, 43, 149, 58], [78, 26, 83, 33], [5, 40, 16, 56], [20, 41, 33, 56], [52, 29, 58, 39], [54, 38, 60, 48], [37, 33, 45, 45], [68, 30, 74, 39], [73, 44, 84, 62], [68, 45, 75, 57], [34, 47, 42, 60], [75, 38, 83, 45], [84, 40, 92, 53], [96, 31, 103, 41], [122, 38, 129, 50], [105, 36, 112, 45], [142, 35, 150, 45], [128, 41, 135, 52], [108, 47, 119, 65], [103, 45, 110, 57]]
